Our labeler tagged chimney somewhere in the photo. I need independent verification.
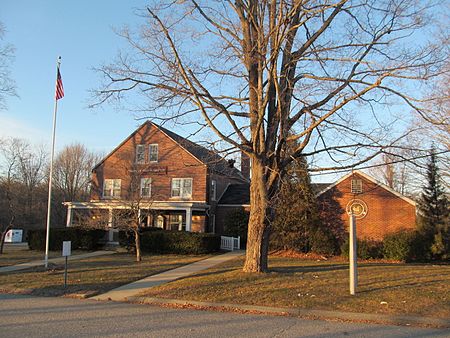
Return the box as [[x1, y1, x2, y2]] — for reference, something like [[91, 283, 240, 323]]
[[241, 151, 251, 181]]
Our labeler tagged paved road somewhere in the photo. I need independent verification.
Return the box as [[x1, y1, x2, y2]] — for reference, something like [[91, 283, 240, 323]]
[[0, 294, 448, 337]]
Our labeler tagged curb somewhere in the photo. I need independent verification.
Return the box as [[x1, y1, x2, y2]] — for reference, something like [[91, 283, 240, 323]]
[[127, 296, 450, 329]]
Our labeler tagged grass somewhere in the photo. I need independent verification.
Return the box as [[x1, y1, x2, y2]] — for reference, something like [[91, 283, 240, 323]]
[[141, 255, 450, 318], [0, 245, 68, 267], [0, 252, 210, 297]]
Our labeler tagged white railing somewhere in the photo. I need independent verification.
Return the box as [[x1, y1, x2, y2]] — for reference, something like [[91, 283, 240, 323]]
[[221, 236, 240, 251]]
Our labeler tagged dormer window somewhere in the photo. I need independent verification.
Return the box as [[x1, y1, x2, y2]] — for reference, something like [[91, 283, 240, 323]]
[[136, 145, 145, 164], [149, 144, 158, 162], [351, 179, 363, 194]]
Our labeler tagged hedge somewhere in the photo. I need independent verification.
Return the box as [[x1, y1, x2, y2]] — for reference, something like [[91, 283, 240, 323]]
[[383, 230, 424, 262], [120, 229, 221, 254], [341, 237, 384, 260], [28, 228, 106, 251]]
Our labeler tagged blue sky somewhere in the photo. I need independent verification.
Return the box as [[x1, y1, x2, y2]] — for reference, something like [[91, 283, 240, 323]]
[[1, 0, 155, 153]]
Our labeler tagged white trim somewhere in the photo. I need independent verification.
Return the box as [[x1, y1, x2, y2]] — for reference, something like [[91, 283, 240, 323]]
[[63, 200, 209, 210], [217, 204, 250, 207], [315, 170, 416, 206]]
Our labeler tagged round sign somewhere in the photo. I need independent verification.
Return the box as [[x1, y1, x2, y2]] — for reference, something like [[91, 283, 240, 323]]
[[346, 199, 368, 219]]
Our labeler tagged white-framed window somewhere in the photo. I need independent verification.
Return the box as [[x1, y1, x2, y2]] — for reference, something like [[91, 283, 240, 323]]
[[351, 179, 363, 194], [149, 144, 158, 162], [103, 179, 121, 198], [140, 178, 152, 197], [171, 178, 193, 198], [210, 180, 217, 201], [136, 145, 145, 163]]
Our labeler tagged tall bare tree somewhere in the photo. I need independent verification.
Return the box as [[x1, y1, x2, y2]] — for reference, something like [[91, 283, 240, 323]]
[[53, 143, 101, 202], [92, 1, 448, 272], [0, 22, 17, 109]]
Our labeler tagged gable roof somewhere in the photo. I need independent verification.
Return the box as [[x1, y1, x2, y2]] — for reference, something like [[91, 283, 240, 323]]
[[316, 170, 416, 206], [93, 121, 247, 181], [218, 183, 250, 205]]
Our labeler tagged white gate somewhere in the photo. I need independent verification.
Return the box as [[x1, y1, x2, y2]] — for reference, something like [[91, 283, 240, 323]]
[[220, 236, 240, 251]]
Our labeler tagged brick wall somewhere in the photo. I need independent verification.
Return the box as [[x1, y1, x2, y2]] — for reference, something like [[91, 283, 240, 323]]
[[319, 173, 416, 241], [91, 123, 207, 201]]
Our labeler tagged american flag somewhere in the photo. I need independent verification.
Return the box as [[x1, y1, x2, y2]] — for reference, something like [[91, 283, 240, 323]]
[[55, 68, 64, 100]]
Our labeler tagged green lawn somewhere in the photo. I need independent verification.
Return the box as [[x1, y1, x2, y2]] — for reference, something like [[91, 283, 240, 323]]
[[0, 253, 210, 297], [141, 256, 450, 318]]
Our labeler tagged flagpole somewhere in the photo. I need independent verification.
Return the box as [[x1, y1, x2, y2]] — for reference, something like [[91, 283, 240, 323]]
[[44, 56, 61, 268]]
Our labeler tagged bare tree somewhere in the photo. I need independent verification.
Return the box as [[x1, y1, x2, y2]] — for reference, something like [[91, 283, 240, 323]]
[[0, 138, 23, 253], [92, 1, 448, 272], [16, 143, 47, 217], [0, 22, 17, 109], [53, 143, 101, 202]]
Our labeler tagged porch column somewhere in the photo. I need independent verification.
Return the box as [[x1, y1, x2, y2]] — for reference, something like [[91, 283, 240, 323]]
[[108, 208, 114, 242], [65, 206, 73, 227], [185, 208, 192, 232]]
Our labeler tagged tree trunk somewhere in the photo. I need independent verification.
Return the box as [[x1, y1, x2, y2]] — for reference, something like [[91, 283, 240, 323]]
[[0, 226, 12, 255], [134, 229, 142, 262], [243, 159, 272, 273]]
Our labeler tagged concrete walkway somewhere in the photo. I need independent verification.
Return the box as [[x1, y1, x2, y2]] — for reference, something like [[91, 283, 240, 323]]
[[93, 250, 244, 302], [0, 251, 115, 274]]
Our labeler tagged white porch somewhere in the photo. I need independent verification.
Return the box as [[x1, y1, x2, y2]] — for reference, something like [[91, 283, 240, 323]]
[[63, 200, 210, 242]]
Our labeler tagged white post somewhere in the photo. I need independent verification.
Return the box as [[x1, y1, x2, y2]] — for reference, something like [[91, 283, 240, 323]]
[[65, 206, 73, 227], [349, 214, 357, 295], [44, 57, 62, 268], [108, 208, 114, 242], [185, 208, 192, 232]]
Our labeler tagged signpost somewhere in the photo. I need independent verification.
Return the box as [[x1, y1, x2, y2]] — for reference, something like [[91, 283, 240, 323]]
[[62, 241, 71, 287], [349, 214, 358, 295]]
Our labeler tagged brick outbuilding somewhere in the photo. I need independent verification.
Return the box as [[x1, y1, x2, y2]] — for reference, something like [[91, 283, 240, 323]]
[[316, 171, 417, 240]]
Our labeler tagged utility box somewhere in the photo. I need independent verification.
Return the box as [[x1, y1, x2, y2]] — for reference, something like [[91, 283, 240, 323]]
[[5, 229, 23, 243]]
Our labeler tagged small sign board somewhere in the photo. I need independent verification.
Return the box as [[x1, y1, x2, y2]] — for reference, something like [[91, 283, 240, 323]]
[[62, 241, 71, 257]]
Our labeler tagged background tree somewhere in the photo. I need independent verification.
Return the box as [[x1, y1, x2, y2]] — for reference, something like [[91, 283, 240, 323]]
[[0, 138, 22, 253], [0, 22, 17, 109], [53, 143, 101, 202], [271, 156, 342, 255], [417, 147, 449, 260], [92, 1, 447, 272]]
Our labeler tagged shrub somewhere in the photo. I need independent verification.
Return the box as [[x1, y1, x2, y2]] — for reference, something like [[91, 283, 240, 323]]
[[310, 226, 340, 256], [28, 228, 106, 251], [223, 209, 249, 247], [383, 230, 424, 262], [139, 230, 221, 254], [341, 237, 384, 259]]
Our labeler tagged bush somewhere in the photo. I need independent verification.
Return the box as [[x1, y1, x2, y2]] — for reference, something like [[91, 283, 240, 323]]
[[28, 228, 106, 251], [310, 227, 340, 256], [139, 230, 221, 254], [223, 209, 249, 248], [383, 230, 424, 262], [341, 237, 384, 259]]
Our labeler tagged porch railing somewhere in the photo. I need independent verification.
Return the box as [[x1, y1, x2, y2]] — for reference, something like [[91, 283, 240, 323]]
[[220, 236, 240, 251]]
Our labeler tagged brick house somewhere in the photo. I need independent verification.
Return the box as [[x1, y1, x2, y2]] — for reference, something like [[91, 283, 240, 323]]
[[316, 170, 417, 240], [216, 170, 417, 241], [64, 121, 248, 241]]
